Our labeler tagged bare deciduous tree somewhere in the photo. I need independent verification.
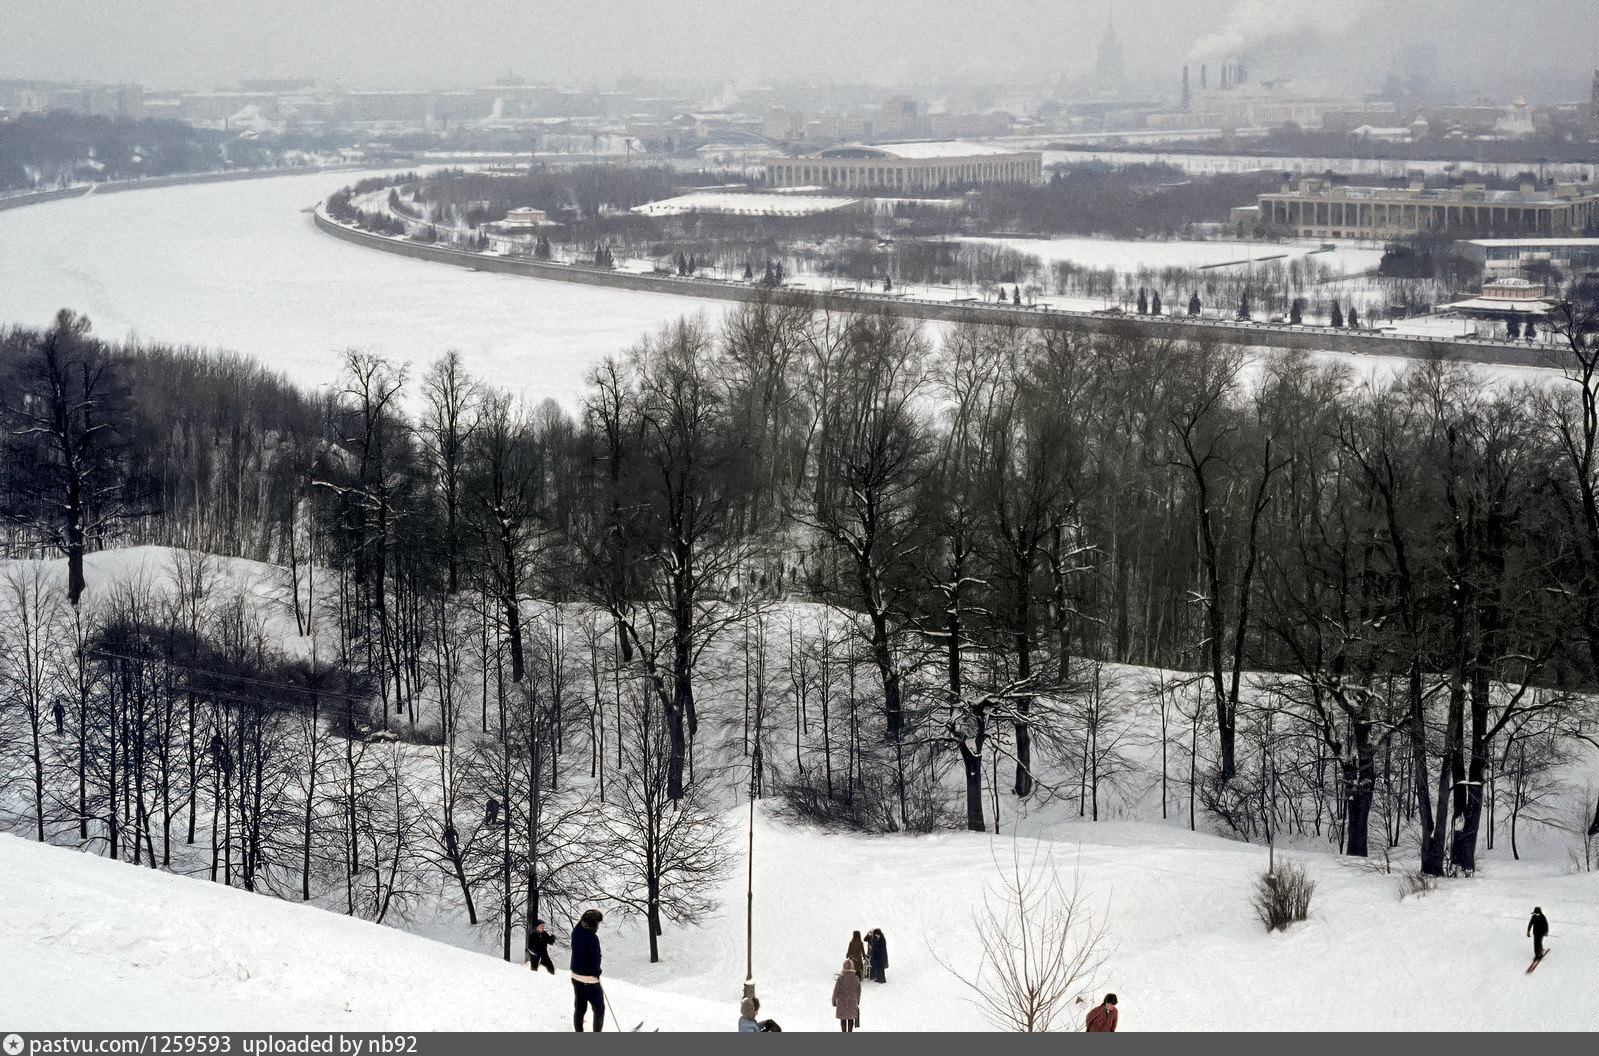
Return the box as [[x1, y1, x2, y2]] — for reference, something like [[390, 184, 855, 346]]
[[939, 844, 1111, 1032], [599, 686, 730, 963]]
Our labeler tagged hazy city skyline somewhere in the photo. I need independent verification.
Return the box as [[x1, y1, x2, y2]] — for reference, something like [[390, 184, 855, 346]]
[[4, 0, 1598, 101]]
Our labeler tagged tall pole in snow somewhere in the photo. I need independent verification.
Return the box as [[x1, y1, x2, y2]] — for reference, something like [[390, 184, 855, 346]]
[[743, 746, 758, 1001]]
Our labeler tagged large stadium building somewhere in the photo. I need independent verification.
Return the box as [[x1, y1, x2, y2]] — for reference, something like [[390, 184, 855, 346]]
[[1250, 177, 1599, 239], [764, 142, 1043, 192]]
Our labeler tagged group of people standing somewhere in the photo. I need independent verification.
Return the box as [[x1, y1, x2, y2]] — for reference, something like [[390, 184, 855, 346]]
[[527, 903, 1558, 1033], [832, 928, 888, 1031], [843, 928, 888, 984]]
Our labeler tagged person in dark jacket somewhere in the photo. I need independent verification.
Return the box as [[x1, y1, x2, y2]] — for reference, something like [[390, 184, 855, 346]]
[[845, 931, 867, 980], [866, 929, 887, 983], [525, 918, 557, 975], [832, 959, 861, 1032], [1528, 907, 1550, 959], [570, 909, 605, 1032], [1086, 993, 1118, 1032]]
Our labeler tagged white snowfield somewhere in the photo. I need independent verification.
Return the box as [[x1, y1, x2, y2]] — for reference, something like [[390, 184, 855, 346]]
[[0, 833, 725, 1032], [3, 814, 1595, 1032]]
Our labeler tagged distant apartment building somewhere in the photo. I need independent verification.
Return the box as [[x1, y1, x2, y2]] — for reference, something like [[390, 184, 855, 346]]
[[172, 92, 277, 125], [1252, 178, 1599, 239], [1148, 85, 1346, 131], [764, 142, 1042, 191], [762, 106, 800, 141], [875, 97, 922, 139], [925, 111, 1014, 138], [19, 83, 144, 119], [338, 91, 434, 124], [325, 91, 493, 127]]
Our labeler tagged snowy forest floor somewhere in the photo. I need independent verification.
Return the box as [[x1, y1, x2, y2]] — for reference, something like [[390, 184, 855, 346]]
[[5, 811, 1597, 1031]]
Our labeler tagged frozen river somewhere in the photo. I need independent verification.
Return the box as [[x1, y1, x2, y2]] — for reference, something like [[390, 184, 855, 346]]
[[0, 169, 730, 406], [0, 168, 1561, 404]]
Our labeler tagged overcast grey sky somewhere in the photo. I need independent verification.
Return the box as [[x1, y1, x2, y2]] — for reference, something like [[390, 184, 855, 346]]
[[2, 0, 1596, 98]]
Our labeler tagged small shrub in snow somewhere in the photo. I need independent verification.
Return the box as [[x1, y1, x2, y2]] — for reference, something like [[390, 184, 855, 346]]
[[774, 750, 952, 833], [774, 770, 905, 833], [1252, 861, 1315, 931], [1395, 870, 1437, 900]]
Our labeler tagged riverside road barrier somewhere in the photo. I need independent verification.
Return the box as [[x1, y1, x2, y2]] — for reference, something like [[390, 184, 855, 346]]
[[309, 205, 1567, 371]]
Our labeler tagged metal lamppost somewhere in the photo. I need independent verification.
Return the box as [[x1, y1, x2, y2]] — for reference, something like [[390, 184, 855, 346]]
[[742, 742, 761, 1003], [743, 613, 767, 1008]]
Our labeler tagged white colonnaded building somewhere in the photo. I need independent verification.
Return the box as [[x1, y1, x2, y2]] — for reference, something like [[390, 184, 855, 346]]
[[764, 141, 1043, 192]]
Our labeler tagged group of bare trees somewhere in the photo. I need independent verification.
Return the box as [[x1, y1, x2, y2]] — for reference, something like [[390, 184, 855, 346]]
[[3, 285, 1599, 965]]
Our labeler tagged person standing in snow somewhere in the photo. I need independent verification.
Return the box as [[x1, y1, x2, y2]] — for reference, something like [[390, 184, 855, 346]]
[[1528, 907, 1550, 959], [832, 959, 862, 1032], [738, 995, 761, 1032], [1086, 993, 1118, 1032], [846, 931, 867, 980], [525, 918, 557, 975], [866, 929, 888, 983], [570, 909, 605, 1031]]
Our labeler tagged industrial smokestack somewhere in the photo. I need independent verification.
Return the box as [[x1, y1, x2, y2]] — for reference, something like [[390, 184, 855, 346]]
[[1201, 64, 1208, 89], [1221, 64, 1230, 90], [1182, 66, 1191, 109]]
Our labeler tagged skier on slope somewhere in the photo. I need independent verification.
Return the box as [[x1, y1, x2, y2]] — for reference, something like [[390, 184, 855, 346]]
[[1527, 907, 1550, 961], [1086, 993, 1119, 1032], [525, 918, 557, 975], [570, 909, 605, 1032]]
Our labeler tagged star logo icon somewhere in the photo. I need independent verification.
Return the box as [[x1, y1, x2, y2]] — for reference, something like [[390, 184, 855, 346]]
[[3, 1034, 23, 1056]]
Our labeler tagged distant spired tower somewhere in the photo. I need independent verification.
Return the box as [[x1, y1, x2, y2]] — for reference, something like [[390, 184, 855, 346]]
[[1095, 17, 1126, 94], [1591, 68, 1599, 121]]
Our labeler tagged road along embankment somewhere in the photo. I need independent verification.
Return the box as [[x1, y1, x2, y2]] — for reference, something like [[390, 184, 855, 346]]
[[312, 207, 1564, 370]]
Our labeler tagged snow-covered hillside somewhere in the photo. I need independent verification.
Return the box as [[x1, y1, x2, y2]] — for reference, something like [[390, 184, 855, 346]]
[[4, 544, 1597, 1031], [0, 833, 725, 1032], [5, 812, 1596, 1032]]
